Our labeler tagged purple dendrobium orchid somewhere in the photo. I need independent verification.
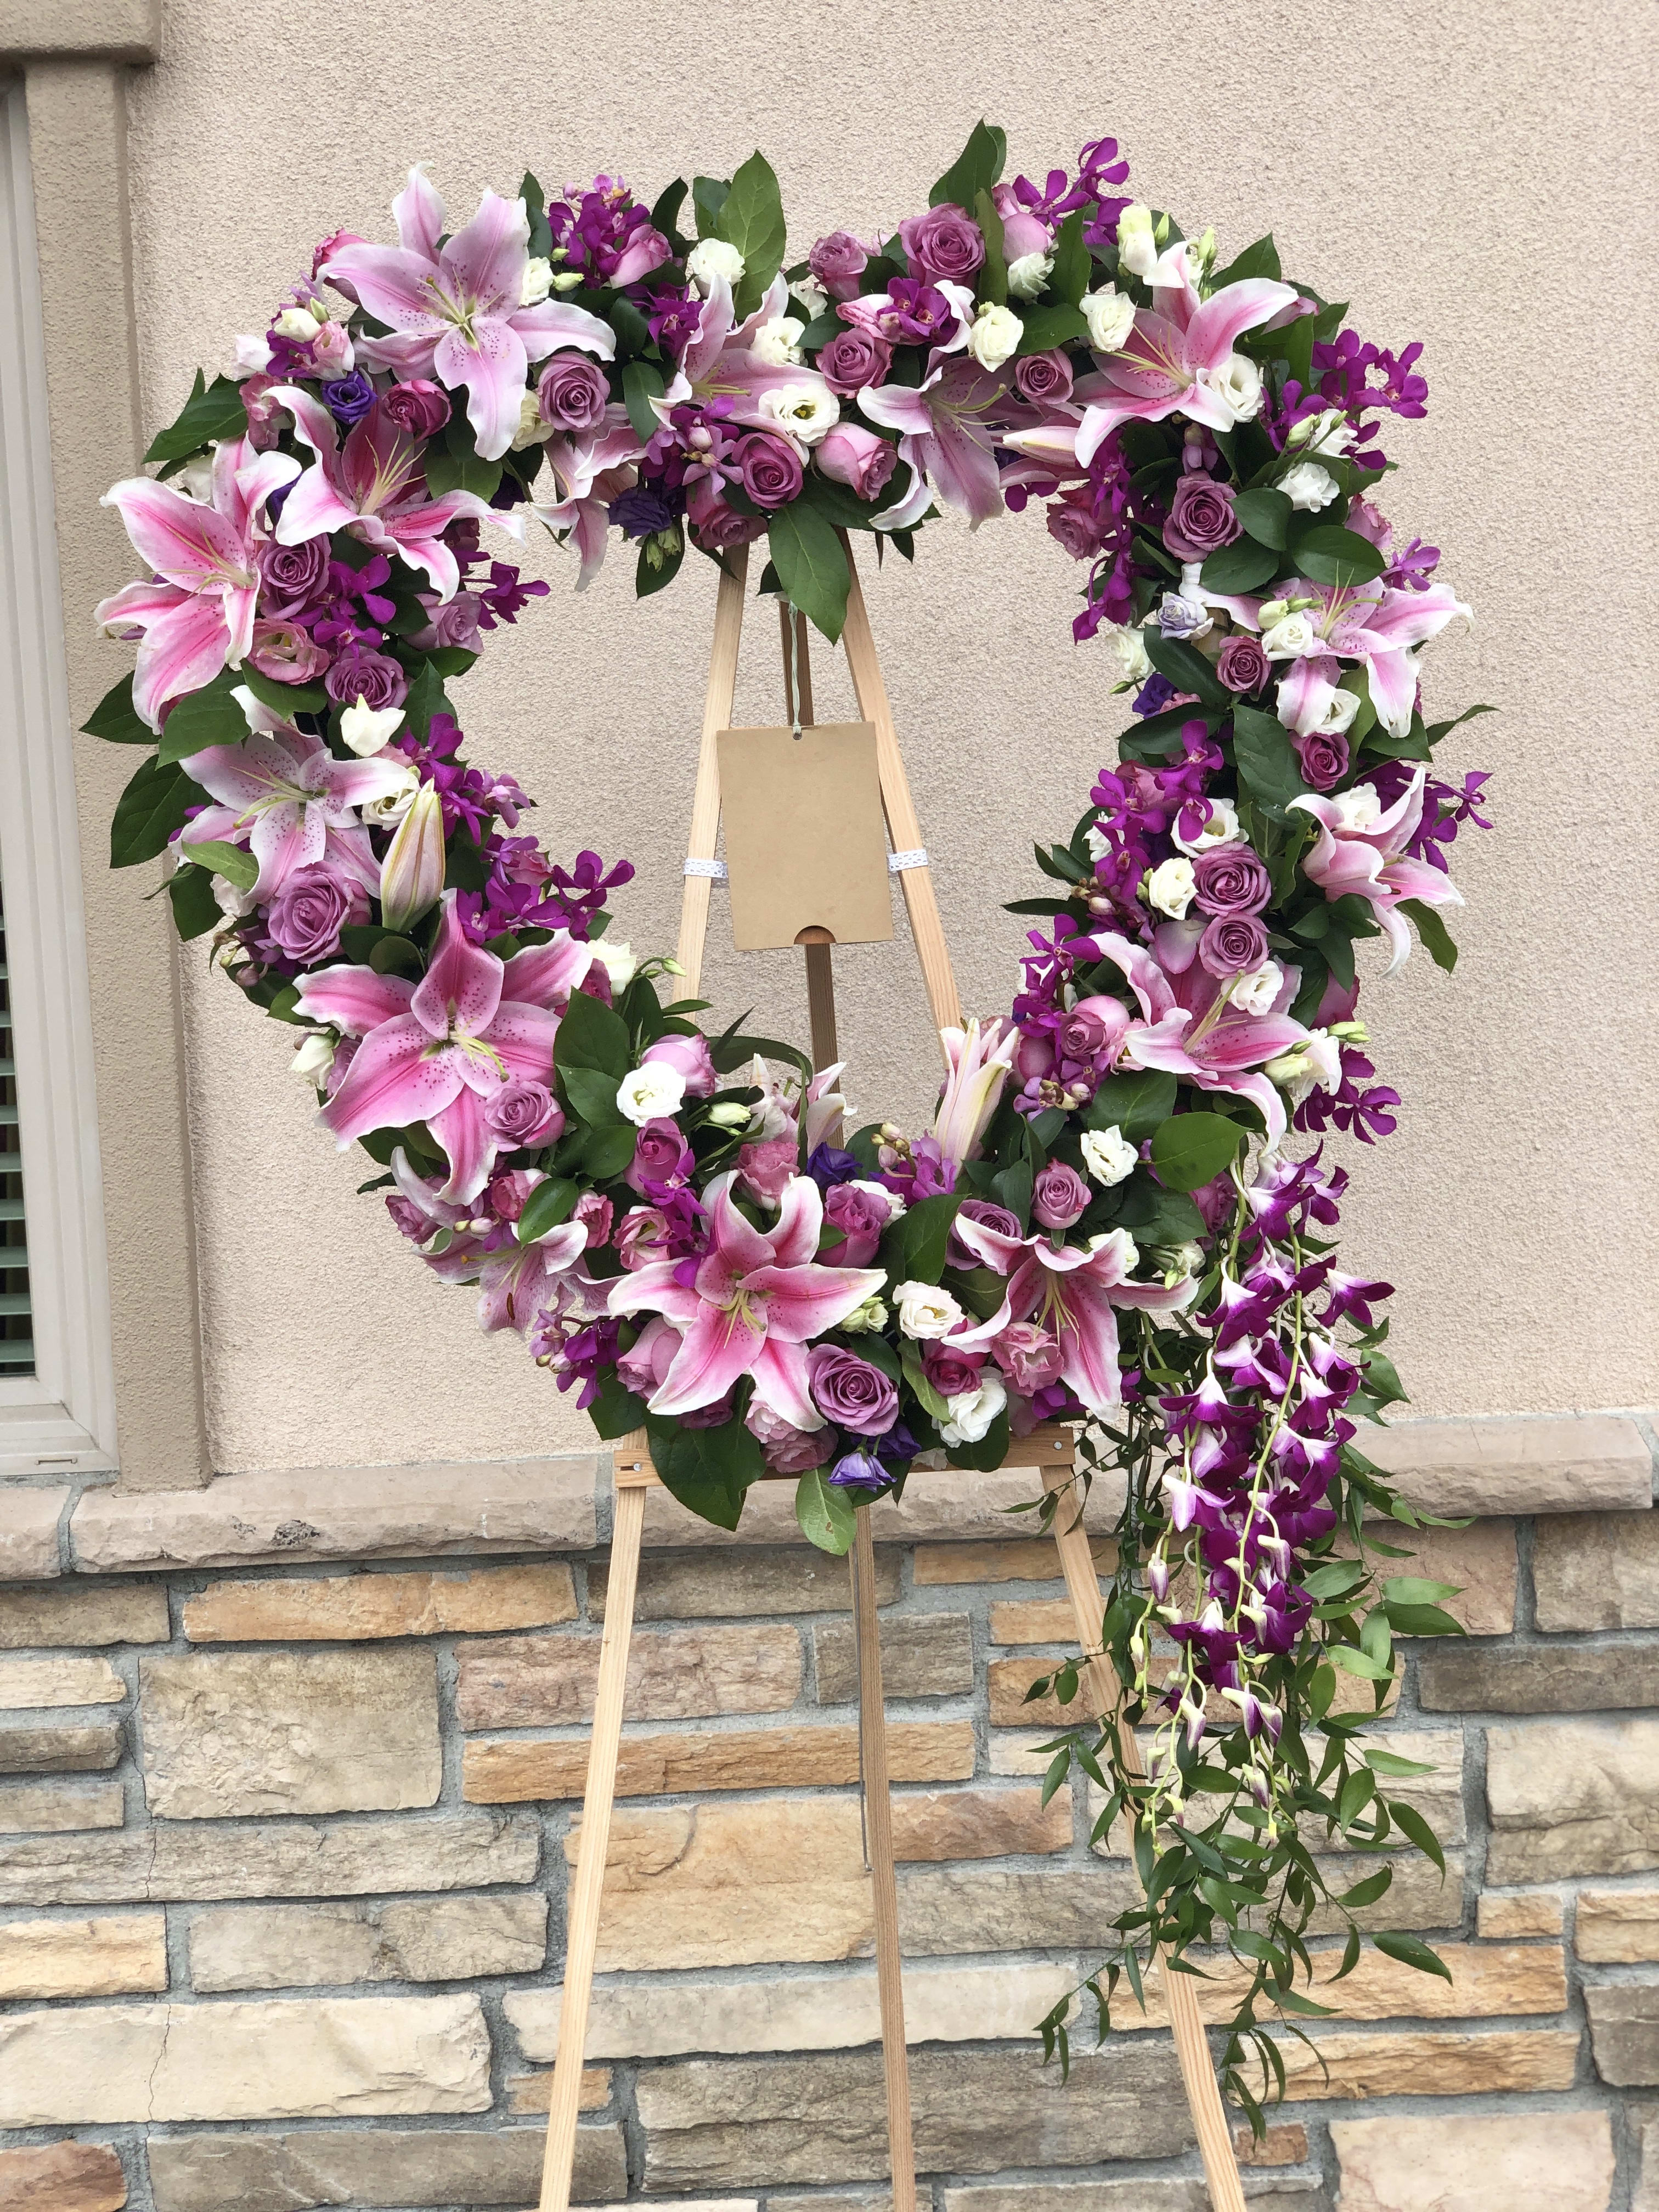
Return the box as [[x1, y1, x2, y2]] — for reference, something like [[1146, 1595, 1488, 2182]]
[[294, 894, 594, 1201], [323, 168, 616, 461], [606, 1171, 886, 1429], [97, 435, 301, 729], [1289, 768, 1464, 977], [859, 360, 1009, 529]]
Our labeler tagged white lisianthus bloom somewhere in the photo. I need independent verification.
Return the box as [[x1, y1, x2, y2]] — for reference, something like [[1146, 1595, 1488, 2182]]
[[510, 390, 553, 450], [1330, 785, 1383, 833], [1116, 204, 1158, 279], [757, 383, 839, 447], [272, 304, 320, 342], [177, 455, 216, 504], [1172, 797, 1241, 856], [1265, 1028, 1344, 1098], [1195, 352, 1263, 425], [941, 1369, 1008, 1446], [686, 238, 745, 295], [1280, 460, 1340, 511], [1088, 1226, 1142, 1271], [1315, 687, 1362, 736], [1081, 284, 1136, 353], [1081, 1124, 1138, 1187], [793, 274, 830, 319], [520, 256, 554, 306], [1158, 590, 1212, 641], [1006, 250, 1055, 301], [840, 1295, 890, 1335], [1101, 622, 1152, 686], [591, 939, 638, 990], [1289, 405, 1358, 458], [751, 315, 806, 366], [894, 1280, 965, 1340], [359, 762, 421, 826], [234, 332, 274, 375], [338, 698, 407, 757], [1260, 610, 1322, 659], [617, 1062, 686, 1126], [1227, 961, 1284, 1016], [967, 301, 1024, 370], [289, 1032, 336, 1085], [1146, 857, 1198, 919]]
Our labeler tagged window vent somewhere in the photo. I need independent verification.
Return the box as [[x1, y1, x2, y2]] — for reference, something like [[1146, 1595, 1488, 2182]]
[[0, 882, 32, 1374]]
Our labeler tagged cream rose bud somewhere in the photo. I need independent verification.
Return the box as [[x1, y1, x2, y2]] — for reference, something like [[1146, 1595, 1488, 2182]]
[[1261, 610, 1321, 659], [1316, 687, 1362, 736], [1116, 204, 1158, 279], [894, 1280, 966, 1340], [1102, 621, 1152, 686], [1082, 284, 1136, 353], [1081, 1124, 1138, 1187], [967, 301, 1023, 371], [686, 237, 745, 295], [758, 384, 840, 447], [1146, 857, 1198, 919], [704, 1101, 751, 1130], [617, 1062, 686, 1126], [1172, 796, 1241, 856], [289, 1032, 336, 1085], [360, 763, 421, 826], [941, 1370, 1007, 1446], [338, 698, 407, 756], [1006, 250, 1054, 301], [591, 938, 638, 990], [1330, 785, 1383, 833], [1280, 460, 1340, 511], [1198, 352, 1263, 425], [520, 256, 554, 306], [750, 316, 806, 366], [1227, 961, 1284, 1016], [272, 304, 320, 342]]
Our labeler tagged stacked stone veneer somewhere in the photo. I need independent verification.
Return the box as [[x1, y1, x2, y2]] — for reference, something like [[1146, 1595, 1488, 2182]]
[[0, 1413, 1656, 2212]]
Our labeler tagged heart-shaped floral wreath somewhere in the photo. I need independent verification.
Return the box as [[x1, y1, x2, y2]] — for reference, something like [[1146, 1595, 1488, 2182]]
[[92, 123, 1491, 2101]]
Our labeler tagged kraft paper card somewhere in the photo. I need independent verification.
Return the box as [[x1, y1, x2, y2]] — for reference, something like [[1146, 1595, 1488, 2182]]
[[715, 722, 894, 951]]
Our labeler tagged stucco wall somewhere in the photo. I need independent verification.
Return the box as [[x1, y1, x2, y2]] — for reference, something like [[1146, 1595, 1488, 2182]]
[[106, 0, 1656, 1474]]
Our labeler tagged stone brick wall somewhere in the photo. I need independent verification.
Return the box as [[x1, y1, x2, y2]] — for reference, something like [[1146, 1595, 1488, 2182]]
[[0, 1413, 1655, 2212]]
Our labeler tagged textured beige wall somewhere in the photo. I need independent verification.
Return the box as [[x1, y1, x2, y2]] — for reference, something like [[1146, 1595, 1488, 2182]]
[[107, 0, 1655, 1472]]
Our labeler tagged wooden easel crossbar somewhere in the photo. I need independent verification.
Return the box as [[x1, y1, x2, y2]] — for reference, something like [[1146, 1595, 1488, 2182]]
[[536, 541, 1246, 2212]]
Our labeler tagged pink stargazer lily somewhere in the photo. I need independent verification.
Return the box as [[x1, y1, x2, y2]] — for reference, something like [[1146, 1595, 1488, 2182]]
[[526, 411, 648, 588], [934, 1018, 1017, 1166], [269, 386, 496, 599], [294, 895, 594, 1201], [97, 435, 300, 729], [323, 168, 617, 461], [607, 1172, 885, 1427], [1289, 767, 1463, 977], [386, 1148, 591, 1333], [179, 693, 407, 900], [860, 360, 1009, 528], [954, 1215, 1198, 1414], [1271, 580, 1472, 740], [658, 274, 837, 432]]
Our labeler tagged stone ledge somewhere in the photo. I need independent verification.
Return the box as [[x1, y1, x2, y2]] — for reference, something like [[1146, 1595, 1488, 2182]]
[[0, 1486, 69, 1579], [1364, 1412, 1652, 1516], [0, 0, 159, 62]]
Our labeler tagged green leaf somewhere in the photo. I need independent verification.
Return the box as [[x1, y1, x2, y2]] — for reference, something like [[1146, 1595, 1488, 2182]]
[[516, 1177, 582, 1243], [1232, 703, 1311, 814], [1388, 1801, 1447, 1877], [81, 673, 153, 744], [622, 358, 667, 442], [1212, 234, 1282, 287], [520, 170, 552, 259], [1381, 1577, 1459, 1607], [1398, 898, 1458, 972], [795, 1467, 857, 1555], [1291, 523, 1389, 587], [767, 504, 851, 642], [1114, 1179, 1205, 1245], [1326, 1644, 1393, 1681], [110, 754, 195, 867], [1085, 1069, 1176, 1142], [650, 177, 689, 246], [1385, 1602, 1467, 1638], [1141, 629, 1229, 712], [562, 1064, 628, 1127], [424, 446, 503, 500], [645, 1409, 761, 1530], [1372, 1931, 1453, 1984], [155, 667, 247, 764], [1013, 301, 1088, 354], [692, 174, 730, 240], [901, 1345, 951, 1422], [585, 1368, 646, 1441], [400, 661, 450, 745], [165, 862, 222, 940], [1232, 487, 1293, 549], [579, 1122, 640, 1180], [235, 664, 329, 718], [881, 1193, 963, 1286], [1051, 207, 1090, 307], [1339, 1864, 1393, 1909], [929, 121, 1006, 210], [1199, 537, 1281, 594], [1149, 1113, 1243, 1193], [143, 370, 248, 466], [554, 989, 631, 1079], [184, 839, 257, 890], [1363, 1748, 1438, 1778], [717, 151, 788, 317], [972, 187, 1008, 306]]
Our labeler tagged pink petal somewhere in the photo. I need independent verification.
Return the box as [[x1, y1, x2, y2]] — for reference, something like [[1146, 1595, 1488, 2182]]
[[767, 1176, 823, 1270], [1184, 279, 1302, 366], [1362, 647, 1419, 741], [411, 896, 504, 1036], [354, 329, 441, 378], [500, 933, 593, 1008], [101, 476, 251, 591], [858, 380, 938, 437], [749, 1337, 820, 1430], [742, 1260, 888, 1344], [1051, 1273, 1124, 1415], [392, 164, 445, 263], [294, 963, 415, 1036], [606, 1262, 702, 1329], [950, 1214, 1028, 1276], [325, 242, 446, 335], [428, 1084, 496, 1204], [1275, 655, 1341, 737], [249, 799, 323, 899], [482, 1002, 561, 1084], [1091, 932, 1177, 1022], [1380, 856, 1463, 909], [439, 189, 529, 315], [649, 1302, 766, 1417], [509, 299, 618, 363], [1195, 1012, 1309, 1071], [320, 1015, 460, 1145], [432, 318, 530, 463], [707, 1178, 779, 1280], [1074, 390, 1181, 468], [340, 410, 422, 512], [127, 593, 233, 730]]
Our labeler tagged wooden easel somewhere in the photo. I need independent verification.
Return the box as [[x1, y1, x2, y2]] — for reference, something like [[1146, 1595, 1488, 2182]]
[[537, 540, 1246, 2212]]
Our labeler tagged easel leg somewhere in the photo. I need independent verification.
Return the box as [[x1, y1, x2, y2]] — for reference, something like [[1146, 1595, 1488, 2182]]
[[777, 605, 840, 1077], [850, 1505, 918, 2212], [538, 1475, 647, 2212], [1042, 1468, 1246, 2212], [677, 546, 749, 998]]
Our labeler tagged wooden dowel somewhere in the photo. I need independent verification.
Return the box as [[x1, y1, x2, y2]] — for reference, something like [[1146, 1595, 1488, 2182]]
[[1042, 1466, 1246, 2212], [779, 599, 816, 725], [850, 1505, 917, 2212], [538, 1477, 647, 2212], [677, 547, 749, 997], [800, 931, 838, 1072]]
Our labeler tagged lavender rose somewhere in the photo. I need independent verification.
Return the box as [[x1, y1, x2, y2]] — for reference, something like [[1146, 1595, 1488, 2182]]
[[1047, 500, 1105, 561], [1163, 473, 1242, 561], [1199, 913, 1271, 979], [411, 591, 483, 654], [1013, 349, 1075, 405], [1293, 729, 1351, 792], [824, 1180, 894, 1267], [815, 423, 896, 501], [1192, 844, 1272, 917], [1058, 1006, 1108, 1063], [537, 352, 610, 432], [1216, 634, 1270, 694], [484, 1081, 563, 1147], [733, 432, 804, 511], [808, 1345, 899, 1436], [817, 326, 891, 398], [990, 1321, 1064, 1393], [1031, 1160, 1091, 1231], [899, 202, 985, 285], [624, 1116, 692, 1196], [808, 229, 870, 301], [325, 648, 407, 712], [256, 537, 329, 617], [247, 619, 328, 684], [261, 863, 368, 963], [380, 379, 450, 436], [748, 1397, 837, 1473], [946, 1197, 1023, 1270]]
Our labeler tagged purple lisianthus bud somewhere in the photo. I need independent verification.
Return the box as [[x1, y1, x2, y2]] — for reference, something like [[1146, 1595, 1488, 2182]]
[[1031, 1161, 1091, 1231], [380, 379, 450, 437], [325, 649, 407, 712], [733, 432, 804, 511], [823, 1180, 894, 1268], [1193, 845, 1271, 917], [747, 1396, 837, 1472], [1199, 913, 1271, 979], [815, 423, 896, 501], [1163, 473, 1242, 561], [816, 326, 892, 398], [537, 352, 611, 432], [946, 1197, 1022, 1270], [1291, 729, 1351, 792], [641, 1030, 718, 1098], [1216, 634, 1270, 694], [899, 202, 985, 285], [261, 862, 369, 963], [922, 1339, 984, 1400], [809, 229, 870, 301], [484, 1081, 564, 1148], [808, 1345, 899, 1436], [1013, 349, 1074, 405], [608, 484, 681, 539], [256, 536, 329, 617], [321, 369, 376, 426], [828, 1448, 893, 1492]]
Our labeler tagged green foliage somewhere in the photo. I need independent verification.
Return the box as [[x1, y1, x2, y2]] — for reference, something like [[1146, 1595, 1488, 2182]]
[[143, 370, 248, 467], [155, 668, 246, 764], [110, 755, 196, 867], [929, 121, 1007, 210], [1232, 703, 1311, 815], [554, 989, 631, 1080], [82, 674, 153, 744], [717, 151, 788, 318], [1149, 1113, 1244, 1193], [515, 1178, 581, 1244], [767, 502, 851, 641], [796, 1466, 857, 1554]]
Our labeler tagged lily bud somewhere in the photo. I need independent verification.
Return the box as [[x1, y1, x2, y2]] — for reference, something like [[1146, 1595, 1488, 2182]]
[[379, 781, 445, 933]]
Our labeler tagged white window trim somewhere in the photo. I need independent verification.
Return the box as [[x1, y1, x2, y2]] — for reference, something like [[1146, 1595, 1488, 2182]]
[[0, 75, 117, 1473]]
